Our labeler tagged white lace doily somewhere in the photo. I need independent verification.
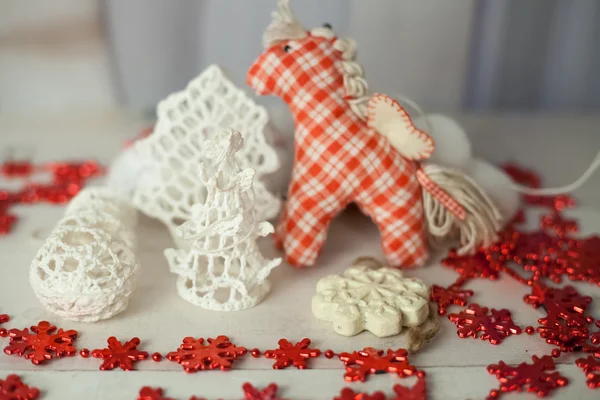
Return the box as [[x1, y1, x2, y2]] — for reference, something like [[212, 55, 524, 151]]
[[132, 65, 281, 246], [30, 187, 139, 322], [165, 129, 281, 311]]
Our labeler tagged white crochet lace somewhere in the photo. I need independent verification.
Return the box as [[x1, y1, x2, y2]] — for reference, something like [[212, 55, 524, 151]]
[[132, 65, 281, 247], [30, 187, 139, 322], [165, 129, 281, 311]]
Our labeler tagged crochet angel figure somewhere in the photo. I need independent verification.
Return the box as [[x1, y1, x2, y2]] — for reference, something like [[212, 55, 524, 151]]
[[164, 129, 281, 311]]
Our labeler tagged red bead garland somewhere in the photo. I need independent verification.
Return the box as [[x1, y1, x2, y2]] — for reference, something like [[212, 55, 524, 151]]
[[0, 159, 104, 235], [0, 314, 8, 338], [250, 348, 262, 358], [576, 356, 600, 388], [0, 163, 598, 397]]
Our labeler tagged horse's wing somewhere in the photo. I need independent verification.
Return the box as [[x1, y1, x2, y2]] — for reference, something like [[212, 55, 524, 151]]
[[367, 94, 434, 161]]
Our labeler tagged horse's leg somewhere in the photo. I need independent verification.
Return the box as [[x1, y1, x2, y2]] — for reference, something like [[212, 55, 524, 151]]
[[277, 184, 345, 267], [355, 174, 428, 268]]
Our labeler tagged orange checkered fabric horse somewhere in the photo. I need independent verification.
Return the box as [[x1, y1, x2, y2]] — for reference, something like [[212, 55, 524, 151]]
[[247, 0, 501, 268]]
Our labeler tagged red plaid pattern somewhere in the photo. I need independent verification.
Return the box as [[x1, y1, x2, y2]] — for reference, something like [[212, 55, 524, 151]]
[[416, 168, 467, 220], [248, 34, 427, 268]]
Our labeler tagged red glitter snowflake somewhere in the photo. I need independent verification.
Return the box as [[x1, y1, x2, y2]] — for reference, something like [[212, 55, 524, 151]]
[[124, 126, 154, 148], [537, 323, 591, 353], [334, 388, 386, 400], [0, 314, 8, 337], [523, 284, 593, 351], [592, 321, 600, 345], [442, 250, 499, 280], [3, 321, 77, 365], [510, 231, 566, 283], [541, 213, 578, 238], [525, 285, 591, 328], [524, 194, 575, 211], [523, 283, 548, 308], [263, 338, 321, 369], [91, 336, 149, 371], [430, 283, 474, 315], [0, 374, 40, 400], [502, 164, 541, 189], [242, 383, 286, 400], [338, 348, 418, 382], [566, 236, 600, 284], [166, 335, 247, 373], [487, 355, 568, 399], [137, 387, 174, 400], [448, 304, 522, 345], [0, 159, 104, 235], [576, 355, 600, 389], [391, 376, 427, 400]]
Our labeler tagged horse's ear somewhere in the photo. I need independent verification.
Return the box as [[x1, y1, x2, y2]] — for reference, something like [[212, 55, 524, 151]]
[[263, 0, 306, 49], [367, 94, 435, 161]]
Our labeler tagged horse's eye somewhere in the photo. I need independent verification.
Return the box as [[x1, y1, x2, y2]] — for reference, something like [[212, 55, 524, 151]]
[[323, 23, 332, 29], [283, 45, 292, 53]]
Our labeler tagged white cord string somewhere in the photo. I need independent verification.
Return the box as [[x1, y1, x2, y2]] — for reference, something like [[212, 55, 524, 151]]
[[395, 92, 600, 197], [508, 150, 600, 196]]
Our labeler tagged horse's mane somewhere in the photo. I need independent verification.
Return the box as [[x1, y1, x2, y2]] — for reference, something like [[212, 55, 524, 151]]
[[263, 0, 370, 121]]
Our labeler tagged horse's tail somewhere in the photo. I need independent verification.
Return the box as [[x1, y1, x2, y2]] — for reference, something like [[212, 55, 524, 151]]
[[416, 164, 503, 255]]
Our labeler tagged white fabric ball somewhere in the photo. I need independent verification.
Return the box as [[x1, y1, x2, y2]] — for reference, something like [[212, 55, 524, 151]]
[[414, 114, 472, 170], [466, 158, 521, 223], [106, 147, 161, 201]]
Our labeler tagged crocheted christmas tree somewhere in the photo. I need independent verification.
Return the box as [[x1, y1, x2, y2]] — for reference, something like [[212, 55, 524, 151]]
[[164, 129, 281, 311], [132, 65, 281, 247]]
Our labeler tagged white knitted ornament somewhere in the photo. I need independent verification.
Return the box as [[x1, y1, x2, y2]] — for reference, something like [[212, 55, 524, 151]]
[[30, 187, 139, 322], [165, 129, 281, 311], [131, 65, 281, 247]]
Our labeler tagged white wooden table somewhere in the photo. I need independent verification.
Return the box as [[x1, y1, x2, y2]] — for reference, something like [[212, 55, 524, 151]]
[[0, 112, 599, 400]]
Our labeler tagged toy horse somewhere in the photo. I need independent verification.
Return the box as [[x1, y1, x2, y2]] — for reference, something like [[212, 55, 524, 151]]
[[247, 0, 501, 268]]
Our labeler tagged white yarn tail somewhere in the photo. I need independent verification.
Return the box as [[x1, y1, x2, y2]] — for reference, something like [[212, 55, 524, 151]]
[[420, 164, 503, 255], [510, 150, 600, 196]]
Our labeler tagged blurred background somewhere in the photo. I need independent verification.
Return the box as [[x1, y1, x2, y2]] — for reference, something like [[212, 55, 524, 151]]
[[1, 0, 600, 115]]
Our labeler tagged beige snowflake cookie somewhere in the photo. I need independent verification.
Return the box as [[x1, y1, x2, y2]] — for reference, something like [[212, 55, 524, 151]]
[[311, 257, 430, 337]]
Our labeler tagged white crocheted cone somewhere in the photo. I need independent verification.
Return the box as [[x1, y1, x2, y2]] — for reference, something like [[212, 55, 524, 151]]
[[30, 188, 139, 322], [165, 129, 282, 311], [132, 65, 281, 248]]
